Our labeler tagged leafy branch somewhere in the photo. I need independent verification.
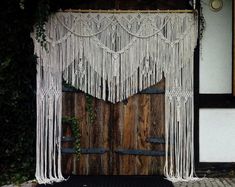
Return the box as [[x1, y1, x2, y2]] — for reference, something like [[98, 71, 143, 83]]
[[62, 116, 81, 160]]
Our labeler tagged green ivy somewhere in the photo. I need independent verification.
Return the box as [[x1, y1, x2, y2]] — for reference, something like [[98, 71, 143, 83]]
[[0, 0, 93, 185], [34, 0, 51, 50], [63, 81, 97, 125], [0, 0, 38, 185], [62, 116, 81, 160], [85, 95, 96, 125]]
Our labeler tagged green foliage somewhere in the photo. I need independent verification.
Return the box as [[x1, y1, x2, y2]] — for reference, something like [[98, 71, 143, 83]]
[[62, 117, 81, 160], [62, 81, 97, 125], [85, 95, 96, 125], [0, 0, 99, 185], [0, 0, 60, 185], [0, 0, 37, 185], [34, 0, 58, 49], [0, 0, 87, 185]]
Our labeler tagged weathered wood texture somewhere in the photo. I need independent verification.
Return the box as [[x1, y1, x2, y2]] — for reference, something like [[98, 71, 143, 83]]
[[62, 79, 165, 175], [112, 80, 165, 175], [62, 92, 111, 175], [61, 93, 75, 175]]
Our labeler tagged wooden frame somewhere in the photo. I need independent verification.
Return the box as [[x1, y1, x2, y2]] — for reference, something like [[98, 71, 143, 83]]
[[63, 9, 195, 13], [195, 0, 235, 176], [233, 0, 235, 96]]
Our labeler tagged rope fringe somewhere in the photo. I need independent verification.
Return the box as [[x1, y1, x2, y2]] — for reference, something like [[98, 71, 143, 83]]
[[32, 12, 198, 184]]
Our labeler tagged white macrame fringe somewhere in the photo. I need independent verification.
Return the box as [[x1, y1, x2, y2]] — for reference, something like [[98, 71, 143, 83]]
[[33, 37, 65, 184], [32, 12, 198, 184]]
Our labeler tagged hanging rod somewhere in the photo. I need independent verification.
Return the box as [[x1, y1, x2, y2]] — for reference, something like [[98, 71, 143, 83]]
[[63, 9, 196, 14]]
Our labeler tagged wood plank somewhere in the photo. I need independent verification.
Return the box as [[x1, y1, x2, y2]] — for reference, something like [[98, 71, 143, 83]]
[[149, 88, 165, 175], [62, 92, 75, 117], [71, 94, 111, 175], [62, 79, 166, 175], [88, 98, 99, 175], [114, 102, 126, 175], [122, 96, 137, 175], [62, 92, 75, 175], [102, 100, 111, 175], [136, 94, 150, 175], [74, 92, 89, 175], [233, 0, 235, 96], [95, 99, 104, 175], [113, 102, 124, 175], [88, 98, 110, 175]]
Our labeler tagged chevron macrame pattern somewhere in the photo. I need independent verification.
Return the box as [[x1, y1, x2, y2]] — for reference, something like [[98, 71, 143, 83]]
[[32, 12, 198, 184]]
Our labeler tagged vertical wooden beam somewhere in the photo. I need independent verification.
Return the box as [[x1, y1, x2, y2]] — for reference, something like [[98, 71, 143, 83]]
[[108, 103, 114, 174], [233, 0, 235, 96]]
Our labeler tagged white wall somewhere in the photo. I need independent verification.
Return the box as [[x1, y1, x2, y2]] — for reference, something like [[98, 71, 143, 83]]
[[200, 0, 232, 93], [199, 0, 234, 162], [200, 109, 235, 162]]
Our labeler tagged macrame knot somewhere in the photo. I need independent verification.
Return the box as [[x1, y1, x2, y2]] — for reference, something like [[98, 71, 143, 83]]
[[112, 53, 119, 77], [52, 42, 56, 47], [128, 23, 132, 30], [33, 12, 198, 184], [97, 23, 101, 29], [183, 96, 188, 103], [112, 23, 116, 31]]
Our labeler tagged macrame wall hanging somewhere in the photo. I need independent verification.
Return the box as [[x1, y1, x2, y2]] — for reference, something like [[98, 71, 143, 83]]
[[32, 11, 198, 184]]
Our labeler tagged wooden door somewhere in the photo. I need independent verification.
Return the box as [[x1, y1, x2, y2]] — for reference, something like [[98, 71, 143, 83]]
[[61, 80, 165, 175]]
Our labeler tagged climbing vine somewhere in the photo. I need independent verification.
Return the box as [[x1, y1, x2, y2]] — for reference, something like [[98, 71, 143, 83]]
[[63, 81, 97, 125], [85, 95, 96, 125], [62, 116, 81, 160], [34, 0, 57, 49]]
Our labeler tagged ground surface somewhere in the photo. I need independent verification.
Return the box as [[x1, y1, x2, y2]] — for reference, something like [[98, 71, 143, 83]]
[[36, 175, 173, 187], [2, 177, 235, 187], [173, 178, 235, 187]]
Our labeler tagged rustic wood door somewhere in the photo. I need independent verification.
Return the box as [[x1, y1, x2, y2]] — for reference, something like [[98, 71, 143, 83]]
[[62, 80, 165, 175]]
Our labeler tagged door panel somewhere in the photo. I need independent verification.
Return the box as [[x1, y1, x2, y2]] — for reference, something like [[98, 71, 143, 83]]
[[62, 80, 165, 175]]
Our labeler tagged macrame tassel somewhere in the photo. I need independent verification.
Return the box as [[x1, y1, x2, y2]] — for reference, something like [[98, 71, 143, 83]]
[[33, 35, 65, 184], [164, 50, 197, 182]]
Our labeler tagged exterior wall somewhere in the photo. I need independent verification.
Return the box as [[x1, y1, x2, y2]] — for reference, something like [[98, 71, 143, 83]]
[[199, 0, 234, 163], [199, 109, 235, 162], [200, 0, 232, 94]]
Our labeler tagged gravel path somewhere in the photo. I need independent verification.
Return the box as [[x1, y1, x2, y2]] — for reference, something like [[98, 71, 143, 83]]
[[174, 178, 235, 187]]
